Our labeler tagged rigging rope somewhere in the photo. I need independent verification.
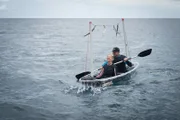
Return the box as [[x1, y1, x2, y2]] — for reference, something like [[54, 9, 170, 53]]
[[84, 23, 121, 37], [83, 19, 131, 70]]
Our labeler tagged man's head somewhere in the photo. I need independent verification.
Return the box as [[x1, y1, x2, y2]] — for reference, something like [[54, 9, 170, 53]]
[[107, 54, 114, 62], [112, 47, 120, 56]]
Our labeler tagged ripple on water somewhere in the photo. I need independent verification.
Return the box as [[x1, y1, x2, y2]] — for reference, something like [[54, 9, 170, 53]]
[[148, 67, 180, 75], [149, 80, 162, 84], [13, 106, 25, 112], [0, 31, 6, 35], [169, 76, 180, 81], [107, 103, 122, 108], [0, 102, 73, 120]]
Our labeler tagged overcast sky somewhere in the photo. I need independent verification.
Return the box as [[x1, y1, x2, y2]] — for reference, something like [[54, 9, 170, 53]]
[[0, 0, 180, 18]]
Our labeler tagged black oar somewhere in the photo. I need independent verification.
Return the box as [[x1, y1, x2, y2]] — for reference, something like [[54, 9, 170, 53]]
[[75, 71, 90, 81], [138, 48, 152, 57], [75, 49, 152, 80], [114, 49, 152, 65]]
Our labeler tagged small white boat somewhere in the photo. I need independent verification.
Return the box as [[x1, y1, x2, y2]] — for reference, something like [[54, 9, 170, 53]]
[[79, 62, 139, 86], [76, 19, 152, 86]]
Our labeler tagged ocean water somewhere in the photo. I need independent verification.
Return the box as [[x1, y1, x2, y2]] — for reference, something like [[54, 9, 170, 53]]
[[0, 19, 180, 120]]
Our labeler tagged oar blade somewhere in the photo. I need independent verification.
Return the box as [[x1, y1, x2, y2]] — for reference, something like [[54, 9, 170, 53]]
[[75, 71, 91, 81], [138, 49, 152, 57]]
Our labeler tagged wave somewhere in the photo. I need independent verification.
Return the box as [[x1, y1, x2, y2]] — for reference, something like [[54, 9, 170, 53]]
[[62, 84, 109, 96]]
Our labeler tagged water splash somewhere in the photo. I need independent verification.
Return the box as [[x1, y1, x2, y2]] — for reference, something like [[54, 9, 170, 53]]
[[63, 84, 109, 96]]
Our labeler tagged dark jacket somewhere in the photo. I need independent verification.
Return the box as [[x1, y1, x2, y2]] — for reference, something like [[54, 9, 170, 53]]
[[96, 64, 115, 79], [113, 55, 133, 73]]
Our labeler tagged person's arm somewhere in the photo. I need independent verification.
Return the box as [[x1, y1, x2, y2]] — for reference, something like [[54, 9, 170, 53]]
[[126, 60, 133, 67], [96, 68, 104, 79], [124, 57, 133, 67], [102, 61, 108, 67]]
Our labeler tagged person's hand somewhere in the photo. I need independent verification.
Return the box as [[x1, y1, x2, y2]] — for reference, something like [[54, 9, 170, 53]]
[[124, 58, 128, 61], [113, 64, 116, 68]]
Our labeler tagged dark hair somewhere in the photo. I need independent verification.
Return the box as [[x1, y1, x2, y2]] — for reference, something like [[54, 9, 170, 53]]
[[112, 47, 120, 52]]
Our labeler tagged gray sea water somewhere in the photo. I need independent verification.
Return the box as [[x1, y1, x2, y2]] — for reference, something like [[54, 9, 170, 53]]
[[0, 19, 180, 120]]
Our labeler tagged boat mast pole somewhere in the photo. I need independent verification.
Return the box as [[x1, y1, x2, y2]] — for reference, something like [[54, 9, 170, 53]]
[[89, 21, 93, 76], [122, 18, 129, 57]]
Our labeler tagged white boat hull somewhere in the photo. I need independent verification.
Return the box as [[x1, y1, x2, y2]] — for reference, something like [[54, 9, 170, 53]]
[[79, 62, 139, 86]]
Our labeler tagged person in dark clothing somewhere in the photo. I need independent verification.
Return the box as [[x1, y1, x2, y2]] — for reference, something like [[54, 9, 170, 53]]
[[96, 54, 116, 79], [102, 47, 133, 74], [81, 54, 115, 80], [112, 47, 133, 73]]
